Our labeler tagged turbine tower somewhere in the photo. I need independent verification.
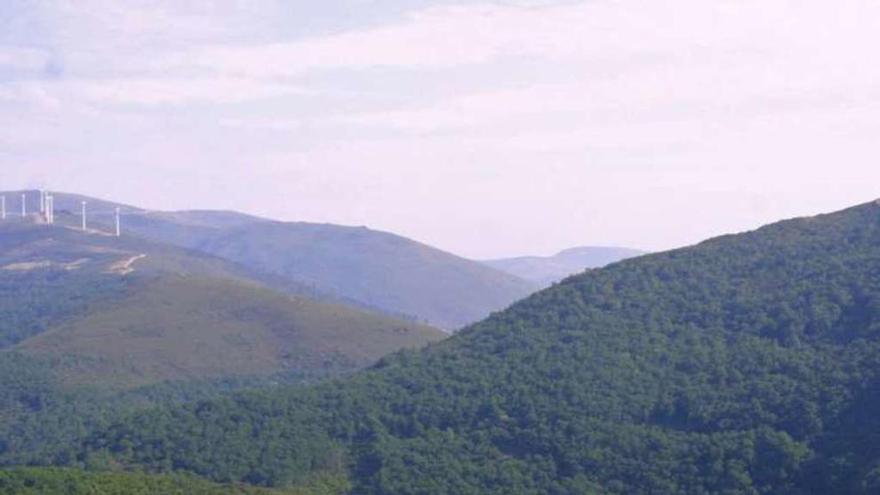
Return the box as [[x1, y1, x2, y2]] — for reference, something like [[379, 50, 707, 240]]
[[1, 195, 5, 220], [39, 190, 45, 214], [81, 201, 87, 231], [115, 207, 121, 237], [45, 194, 54, 225], [21, 193, 26, 218]]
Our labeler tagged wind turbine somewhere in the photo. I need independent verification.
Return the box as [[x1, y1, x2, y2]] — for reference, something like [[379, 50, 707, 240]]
[[81, 201, 87, 230], [45, 194, 54, 224]]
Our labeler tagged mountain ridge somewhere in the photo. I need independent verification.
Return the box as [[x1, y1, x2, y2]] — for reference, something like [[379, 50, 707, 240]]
[[1, 190, 537, 329]]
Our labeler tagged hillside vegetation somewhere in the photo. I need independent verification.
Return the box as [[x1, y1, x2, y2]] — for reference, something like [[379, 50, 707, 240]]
[[17, 275, 443, 388], [31, 200, 878, 494], [0, 220, 444, 389], [0, 467, 349, 495]]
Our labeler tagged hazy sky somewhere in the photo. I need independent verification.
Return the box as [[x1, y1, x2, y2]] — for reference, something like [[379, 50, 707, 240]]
[[2, 0, 879, 258]]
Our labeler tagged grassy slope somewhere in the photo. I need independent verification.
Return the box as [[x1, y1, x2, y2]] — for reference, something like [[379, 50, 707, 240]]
[[0, 216, 313, 350], [0, 220, 136, 348], [0, 219, 444, 388], [63, 200, 880, 494], [16, 275, 443, 388]]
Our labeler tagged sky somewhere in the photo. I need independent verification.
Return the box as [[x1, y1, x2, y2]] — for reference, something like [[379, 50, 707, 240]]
[[1, 0, 879, 259]]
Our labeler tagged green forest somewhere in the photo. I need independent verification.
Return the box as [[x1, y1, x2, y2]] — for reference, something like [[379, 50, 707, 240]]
[[0, 467, 349, 495], [2, 201, 880, 493]]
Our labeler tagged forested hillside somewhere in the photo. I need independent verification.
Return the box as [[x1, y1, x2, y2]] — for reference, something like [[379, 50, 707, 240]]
[[10, 200, 879, 494]]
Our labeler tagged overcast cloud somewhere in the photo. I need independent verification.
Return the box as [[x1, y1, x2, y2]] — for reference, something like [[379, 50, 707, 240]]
[[1, 0, 879, 258]]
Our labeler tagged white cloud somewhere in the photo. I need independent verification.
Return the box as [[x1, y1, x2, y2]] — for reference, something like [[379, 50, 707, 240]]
[[2, 76, 307, 107], [147, 0, 880, 78], [39, 0, 283, 47], [75, 77, 307, 105], [0, 46, 52, 72], [218, 117, 305, 131], [151, 0, 880, 147], [159, 4, 526, 76]]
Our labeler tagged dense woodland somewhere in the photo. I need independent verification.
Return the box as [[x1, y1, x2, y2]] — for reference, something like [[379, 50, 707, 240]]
[[2, 201, 880, 493], [0, 467, 349, 495]]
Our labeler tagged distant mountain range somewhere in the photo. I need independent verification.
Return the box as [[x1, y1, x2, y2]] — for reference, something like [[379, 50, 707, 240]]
[[2, 190, 537, 330], [484, 246, 645, 286]]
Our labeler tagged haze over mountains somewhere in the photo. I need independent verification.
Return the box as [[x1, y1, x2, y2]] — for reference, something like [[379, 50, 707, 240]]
[[4, 198, 880, 494], [2, 190, 537, 330], [484, 246, 645, 286]]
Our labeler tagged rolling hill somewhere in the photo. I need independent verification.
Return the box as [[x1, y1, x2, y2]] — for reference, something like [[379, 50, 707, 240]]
[[36, 199, 880, 494], [15, 275, 443, 388], [483, 246, 645, 286], [0, 216, 444, 388], [181, 222, 538, 330], [2, 190, 538, 330]]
